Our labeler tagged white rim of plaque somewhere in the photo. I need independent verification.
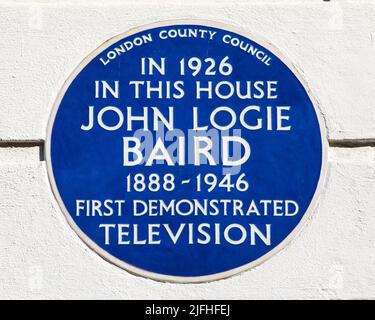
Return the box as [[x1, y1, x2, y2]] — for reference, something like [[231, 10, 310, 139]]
[[46, 19, 328, 283]]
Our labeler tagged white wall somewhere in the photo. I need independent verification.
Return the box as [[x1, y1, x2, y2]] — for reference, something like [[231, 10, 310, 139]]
[[0, 0, 375, 299]]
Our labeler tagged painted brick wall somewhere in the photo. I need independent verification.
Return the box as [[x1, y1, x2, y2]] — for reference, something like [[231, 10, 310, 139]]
[[0, 0, 374, 299]]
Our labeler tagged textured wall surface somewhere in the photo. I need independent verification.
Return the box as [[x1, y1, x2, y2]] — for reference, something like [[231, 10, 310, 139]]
[[0, 0, 374, 299]]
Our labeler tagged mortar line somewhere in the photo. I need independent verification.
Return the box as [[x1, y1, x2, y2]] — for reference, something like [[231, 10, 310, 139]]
[[0, 140, 44, 148], [328, 139, 375, 148]]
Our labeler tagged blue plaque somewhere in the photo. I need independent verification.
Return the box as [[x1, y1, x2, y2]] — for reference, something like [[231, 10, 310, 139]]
[[46, 21, 327, 282]]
